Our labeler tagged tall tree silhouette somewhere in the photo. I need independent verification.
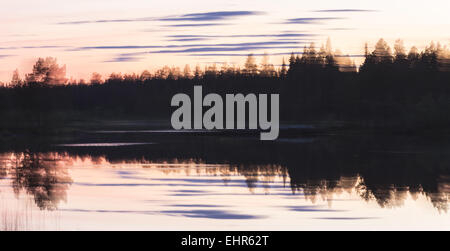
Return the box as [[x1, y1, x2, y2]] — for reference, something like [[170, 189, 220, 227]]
[[25, 57, 68, 85], [244, 54, 258, 76]]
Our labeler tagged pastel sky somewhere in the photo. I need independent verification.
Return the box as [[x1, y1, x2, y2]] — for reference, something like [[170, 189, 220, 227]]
[[0, 0, 449, 82]]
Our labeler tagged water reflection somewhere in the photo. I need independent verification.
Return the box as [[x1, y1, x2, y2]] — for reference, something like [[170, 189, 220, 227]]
[[1, 151, 72, 210], [0, 134, 449, 230], [0, 150, 448, 212]]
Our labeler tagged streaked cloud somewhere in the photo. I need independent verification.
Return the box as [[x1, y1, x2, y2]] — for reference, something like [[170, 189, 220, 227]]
[[57, 11, 264, 25], [74, 41, 303, 51], [167, 38, 211, 42], [164, 23, 228, 27], [57, 17, 154, 25], [150, 45, 299, 54], [159, 11, 265, 22], [167, 33, 315, 39], [104, 42, 306, 62], [215, 41, 304, 47], [105, 56, 143, 63], [276, 38, 315, 41], [285, 17, 345, 24], [71, 45, 162, 51]]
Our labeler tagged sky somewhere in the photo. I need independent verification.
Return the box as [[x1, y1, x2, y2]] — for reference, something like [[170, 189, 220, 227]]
[[0, 0, 449, 82]]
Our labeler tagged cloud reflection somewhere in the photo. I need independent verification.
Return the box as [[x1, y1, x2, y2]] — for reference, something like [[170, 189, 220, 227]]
[[161, 209, 265, 219]]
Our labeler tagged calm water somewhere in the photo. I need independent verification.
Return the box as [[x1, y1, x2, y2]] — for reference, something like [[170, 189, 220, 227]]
[[0, 129, 449, 230]]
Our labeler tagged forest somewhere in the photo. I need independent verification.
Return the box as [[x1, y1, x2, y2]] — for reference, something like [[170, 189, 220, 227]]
[[1, 38, 450, 134]]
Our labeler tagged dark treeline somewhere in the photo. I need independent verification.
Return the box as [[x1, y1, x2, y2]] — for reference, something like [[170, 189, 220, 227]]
[[1, 39, 450, 132]]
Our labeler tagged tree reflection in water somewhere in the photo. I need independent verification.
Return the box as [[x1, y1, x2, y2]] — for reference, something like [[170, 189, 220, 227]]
[[0, 138, 449, 212], [6, 151, 73, 210]]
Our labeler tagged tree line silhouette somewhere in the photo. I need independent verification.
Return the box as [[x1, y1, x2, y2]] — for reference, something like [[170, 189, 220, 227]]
[[1, 38, 450, 133]]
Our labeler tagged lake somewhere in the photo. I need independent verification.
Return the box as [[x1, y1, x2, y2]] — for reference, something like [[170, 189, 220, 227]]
[[0, 125, 449, 230]]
